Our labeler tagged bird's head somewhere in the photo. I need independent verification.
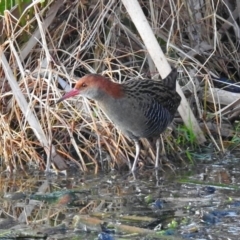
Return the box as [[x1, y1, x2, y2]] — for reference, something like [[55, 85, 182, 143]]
[[56, 74, 123, 104]]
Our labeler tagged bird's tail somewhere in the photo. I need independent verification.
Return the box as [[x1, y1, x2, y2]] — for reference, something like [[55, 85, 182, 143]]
[[162, 68, 178, 90]]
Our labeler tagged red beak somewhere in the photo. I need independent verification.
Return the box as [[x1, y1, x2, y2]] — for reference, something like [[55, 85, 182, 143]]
[[56, 89, 80, 104]]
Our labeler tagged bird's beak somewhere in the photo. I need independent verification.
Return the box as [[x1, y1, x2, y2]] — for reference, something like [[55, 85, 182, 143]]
[[56, 88, 80, 104]]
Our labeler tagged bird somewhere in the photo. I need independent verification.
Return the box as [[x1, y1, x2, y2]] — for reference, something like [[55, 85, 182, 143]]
[[56, 68, 181, 172]]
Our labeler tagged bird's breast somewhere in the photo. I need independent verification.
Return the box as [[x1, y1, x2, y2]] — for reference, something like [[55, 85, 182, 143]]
[[98, 96, 172, 140], [98, 97, 147, 139]]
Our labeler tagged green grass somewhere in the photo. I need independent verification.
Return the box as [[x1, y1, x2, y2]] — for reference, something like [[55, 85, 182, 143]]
[[175, 124, 198, 163], [0, 0, 31, 15], [176, 124, 197, 148]]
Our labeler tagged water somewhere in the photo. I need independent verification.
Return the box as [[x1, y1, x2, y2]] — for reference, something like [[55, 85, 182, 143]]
[[1, 151, 240, 239]]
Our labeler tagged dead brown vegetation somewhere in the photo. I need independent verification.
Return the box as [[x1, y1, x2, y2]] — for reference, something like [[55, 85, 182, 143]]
[[0, 0, 239, 172]]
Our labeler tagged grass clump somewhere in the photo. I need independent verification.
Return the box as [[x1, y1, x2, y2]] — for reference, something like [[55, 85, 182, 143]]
[[0, 0, 239, 172]]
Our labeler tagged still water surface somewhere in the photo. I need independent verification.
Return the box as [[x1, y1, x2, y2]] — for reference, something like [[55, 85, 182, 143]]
[[1, 151, 240, 239]]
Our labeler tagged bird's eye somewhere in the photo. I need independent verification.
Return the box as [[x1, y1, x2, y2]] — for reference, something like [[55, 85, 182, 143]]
[[82, 83, 87, 87]]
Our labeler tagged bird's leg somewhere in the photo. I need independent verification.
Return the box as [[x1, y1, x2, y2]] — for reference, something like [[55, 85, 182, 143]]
[[155, 137, 161, 168], [131, 140, 140, 172]]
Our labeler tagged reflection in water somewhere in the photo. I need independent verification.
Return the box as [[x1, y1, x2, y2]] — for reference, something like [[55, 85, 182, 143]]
[[1, 151, 240, 239]]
